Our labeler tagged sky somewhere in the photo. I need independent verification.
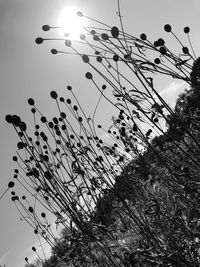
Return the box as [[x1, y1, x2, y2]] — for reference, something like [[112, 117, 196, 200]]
[[0, 0, 200, 266]]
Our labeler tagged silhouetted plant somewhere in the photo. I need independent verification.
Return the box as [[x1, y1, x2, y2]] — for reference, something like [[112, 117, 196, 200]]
[[5, 2, 200, 266]]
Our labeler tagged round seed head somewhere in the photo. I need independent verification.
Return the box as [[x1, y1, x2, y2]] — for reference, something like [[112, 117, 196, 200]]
[[29, 207, 34, 213], [65, 40, 72, 47], [5, 114, 12, 123], [96, 56, 102, 62], [41, 212, 46, 218], [93, 35, 100, 41], [44, 171, 52, 180], [159, 46, 167, 55], [42, 25, 50, 31], [41, 116, 47, 123], [82, 54, 90, 63], [8, 181, 15, 188], [154, 58, 161, 64], [85, 72, 93, 79], [77, 11, 83, 17], [17, 142, 25, 150], [35, 37, 44, 44], [80, 34, 86, 40], [182, 46, 189, 54], [101, 33, 109, 40], [184, 26, 190, 33], [140, 33, 147, 40], [51, 49, 58, 54], [19, 121, 27, 131], [50, 91, 58, 99], [11, 115, 21, 127], [113, 54, 119, 62], [111, 26, 119, 38], [157, 38, 165, 46], [164, 24, 172, 32]]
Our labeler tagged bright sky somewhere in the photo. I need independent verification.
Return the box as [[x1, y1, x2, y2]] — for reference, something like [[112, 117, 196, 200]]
[[0, 0, 200, 266]]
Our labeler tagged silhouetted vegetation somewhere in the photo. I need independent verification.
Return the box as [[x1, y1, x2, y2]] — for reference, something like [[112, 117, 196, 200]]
[[5, 2, 200, 266]]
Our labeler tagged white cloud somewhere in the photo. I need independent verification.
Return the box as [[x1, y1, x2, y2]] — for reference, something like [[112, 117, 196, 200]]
[[159, 80, 188, 108]]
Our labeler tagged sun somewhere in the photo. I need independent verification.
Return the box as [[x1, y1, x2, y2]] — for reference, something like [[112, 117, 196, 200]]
[[58, 6, 86, 40]]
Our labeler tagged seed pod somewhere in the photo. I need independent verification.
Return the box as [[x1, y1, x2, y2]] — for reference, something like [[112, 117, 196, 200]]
[[113, 54, 119, 62], [41, 212, 46, 218], [101, 33, 109, 40], [17, 142, 25, 150], [85, 72, 93, 79], [50, 91, 58, 99], [35, 37, 44, 44], [51, 49, 57, 54], [29, 207, 34, 213], [154, 58, 161, 64], [160, 46, 167, 55], [182, 46, 189, 54], [41, 116, 47, 123], [65, 40, 72, 47], [82, 54, 90, 63], [5, 114, 12, 123], [42, 25, 50, 31], [77, 11, 83, 17], [111, 26, 119, 38], [140, 33, 147, 40], [184, 26, 190, 33], [8, 181, 15, 188], [164, 24, 172, 32]]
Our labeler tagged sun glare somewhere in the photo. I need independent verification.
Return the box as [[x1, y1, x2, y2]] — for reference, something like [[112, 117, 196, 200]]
[[58, 6, 86, 40]]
